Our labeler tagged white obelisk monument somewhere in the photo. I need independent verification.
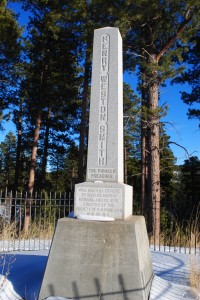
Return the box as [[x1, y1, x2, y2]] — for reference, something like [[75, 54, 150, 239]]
[[39, 27, 153, 300], [75, 27, 133, 219]]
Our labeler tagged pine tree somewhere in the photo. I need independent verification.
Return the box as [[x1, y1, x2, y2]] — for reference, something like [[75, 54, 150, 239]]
[[123, 83, 141, 206], [160, 127, 177, 204], [174, 31, 200, 124], [181, 156, 200, 215], [20, 1, 80, 193], [49, 143, 79, 192], [0, 132, 17, 190], [19, 1, 81, 230], [116, 0, 200, 242], [0, 0, 22, 128]]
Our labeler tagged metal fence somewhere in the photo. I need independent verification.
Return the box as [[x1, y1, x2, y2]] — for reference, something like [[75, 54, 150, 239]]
[[0, 191, 199, 254], [0, 191, 74, 252]]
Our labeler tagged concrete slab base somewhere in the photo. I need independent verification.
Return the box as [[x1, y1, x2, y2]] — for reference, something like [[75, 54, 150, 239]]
[[39, 216, 153, 300]]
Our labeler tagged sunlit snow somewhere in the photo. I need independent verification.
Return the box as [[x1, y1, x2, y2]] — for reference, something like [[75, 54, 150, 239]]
[[0, 250, 199, 300]]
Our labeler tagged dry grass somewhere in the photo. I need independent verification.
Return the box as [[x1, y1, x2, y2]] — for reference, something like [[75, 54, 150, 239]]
[[149, 207, 200, 249], [149, 227, 200, 249], [0, 254, 16, 289], [0, 211, 199, 253], [149, 203, 200, 249], [0, 221, 55, 241], [1, 219, 199, 250], [189, 257, 200, 292]]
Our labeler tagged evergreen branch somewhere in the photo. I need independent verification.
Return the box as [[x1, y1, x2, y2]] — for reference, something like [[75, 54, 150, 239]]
[[156, 8, 193, 62]]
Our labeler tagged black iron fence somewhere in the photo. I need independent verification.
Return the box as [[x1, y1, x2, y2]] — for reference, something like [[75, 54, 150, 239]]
[[0, 190, 199, 254], [0, 191, 74, 252]]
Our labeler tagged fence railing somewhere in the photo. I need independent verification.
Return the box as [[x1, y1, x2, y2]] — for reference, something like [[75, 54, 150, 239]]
[[0, 191, 199, 254], [0, 191, 74, 252]]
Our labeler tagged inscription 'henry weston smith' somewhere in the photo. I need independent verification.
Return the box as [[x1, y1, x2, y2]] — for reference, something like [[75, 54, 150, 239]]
[[98, 34, 110, 166]]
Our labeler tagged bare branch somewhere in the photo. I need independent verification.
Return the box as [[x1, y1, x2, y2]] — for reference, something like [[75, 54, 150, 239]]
[[126, 47, 147, 60], [160, 121, 181, 138], [142, 48, 155, 60], [168, 141, 190, 158]]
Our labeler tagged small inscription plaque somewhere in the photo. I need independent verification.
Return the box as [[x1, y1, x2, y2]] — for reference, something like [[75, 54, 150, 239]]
[[87, 168, 116, 181], [75, 187, 123, 217]]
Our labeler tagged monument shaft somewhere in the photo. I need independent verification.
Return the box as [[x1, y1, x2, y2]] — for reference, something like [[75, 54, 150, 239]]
[[75, 27, 133, 219], [86, 27, 123, 183]]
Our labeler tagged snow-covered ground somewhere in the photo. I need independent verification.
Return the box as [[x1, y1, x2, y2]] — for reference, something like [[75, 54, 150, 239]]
[[0, 249, 199, 300]]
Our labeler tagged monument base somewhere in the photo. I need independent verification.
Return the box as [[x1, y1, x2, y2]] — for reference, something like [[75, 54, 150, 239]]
[[74, 182, 133, 219], [39, 216, 153, 300]]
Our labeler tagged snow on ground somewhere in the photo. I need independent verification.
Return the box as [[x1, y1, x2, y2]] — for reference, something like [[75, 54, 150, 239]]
[[0, 250, 199, 300], [1, 240, 199, 255]]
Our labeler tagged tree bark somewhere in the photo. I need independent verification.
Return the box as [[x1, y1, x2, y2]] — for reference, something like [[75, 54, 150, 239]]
[[78, 46, 91, 182], [141, 122, 147, 215], [24, 110, 42, 232], [14, 99, 23, 193], [147, 57, 160, 245], [143, 12, 192, 245], [41, 107, 51, 189], [124, 146, 128, 184], [140, 79, 148, 216]]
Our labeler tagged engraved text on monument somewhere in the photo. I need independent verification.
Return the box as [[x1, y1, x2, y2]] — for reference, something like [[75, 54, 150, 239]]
[[98, 34, 109, 166]]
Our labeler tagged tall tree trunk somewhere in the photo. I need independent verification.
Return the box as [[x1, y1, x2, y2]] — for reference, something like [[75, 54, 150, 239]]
[[147, 58, 160, 245], [139, 10, 191, 243], [78, 46, 91, 182], [14, 99, 23, 193], [124, 145, 128, 184], [140, 80, 148, 216], [24, 110, 42, 232], [41, 107, 51, 189], [141, 122, 147, 215]]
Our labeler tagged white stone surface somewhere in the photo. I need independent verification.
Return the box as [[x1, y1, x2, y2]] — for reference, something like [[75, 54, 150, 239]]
[[74, 27, 133, 219], [39, 216, 153, 300], [75, 182, 133, 219], [86, 27, 123, 183], [76, 215, 115, 221]]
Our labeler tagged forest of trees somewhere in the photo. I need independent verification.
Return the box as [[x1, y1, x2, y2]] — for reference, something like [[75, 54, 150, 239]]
[[0, 0, 199, 237]]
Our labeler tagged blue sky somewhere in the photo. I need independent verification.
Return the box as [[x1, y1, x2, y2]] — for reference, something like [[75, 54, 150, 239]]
[[1, 2, 199, 165], [160, 82, 199, 164]]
